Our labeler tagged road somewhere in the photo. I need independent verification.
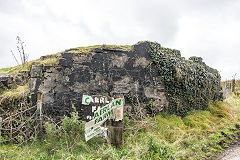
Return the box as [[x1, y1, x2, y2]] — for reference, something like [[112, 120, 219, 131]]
[[217, 144, 240, 160]]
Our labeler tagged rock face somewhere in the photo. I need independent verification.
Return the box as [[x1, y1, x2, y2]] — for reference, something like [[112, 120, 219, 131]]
[[0, 74, 9, 92], [30, 42, 168, 120], [0, 74, 9, 86], [0, 71, 29, 91]]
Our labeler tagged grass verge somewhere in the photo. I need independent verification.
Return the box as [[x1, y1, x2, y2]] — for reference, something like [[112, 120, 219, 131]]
[[1, 97, 240, 160]]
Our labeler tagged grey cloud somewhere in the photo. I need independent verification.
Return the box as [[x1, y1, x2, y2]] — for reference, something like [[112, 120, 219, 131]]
[[0, 0, 239, 80], [0, 0, 24, 15], [132, 0, 179, 44]]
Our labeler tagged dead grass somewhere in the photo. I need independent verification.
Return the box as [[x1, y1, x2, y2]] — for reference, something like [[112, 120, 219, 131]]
[[0, 84, 29, 105]]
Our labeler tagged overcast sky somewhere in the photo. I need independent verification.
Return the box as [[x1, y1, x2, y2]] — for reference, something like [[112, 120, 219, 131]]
[[0, 0, 240, 80]]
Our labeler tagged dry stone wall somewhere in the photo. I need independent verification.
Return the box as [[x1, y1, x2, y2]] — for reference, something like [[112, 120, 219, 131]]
[[30, 42, 168, 121]]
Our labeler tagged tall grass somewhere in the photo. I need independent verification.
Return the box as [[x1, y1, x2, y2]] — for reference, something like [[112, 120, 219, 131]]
[[1, 99, 240, 160]]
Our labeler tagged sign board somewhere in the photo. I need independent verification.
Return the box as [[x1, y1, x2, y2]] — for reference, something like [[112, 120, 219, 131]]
[[82, 95, 112, 121], [83, 95, 124, 142], [82, 95, 110, 105]]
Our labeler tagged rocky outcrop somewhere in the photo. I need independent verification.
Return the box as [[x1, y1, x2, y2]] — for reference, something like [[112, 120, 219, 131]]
[[0, 74, 9, 92], [0, 71, 29, 92], [30, 42, 168, 121]]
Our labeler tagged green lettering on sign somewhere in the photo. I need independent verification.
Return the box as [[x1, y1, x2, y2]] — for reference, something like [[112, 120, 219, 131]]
[[94, 112, 99, 118], [94, 108, 114, 124], [108, 109, 113, 116], [111, 102, 115, 108], [116, 99, 121, 105], [85, 97, 90, 105], [103, 112, 108, 119], [106, 105, 110, 111], [94, 118, 98, 124], [103, 107, 106, 114], [98, 117, 103, 123], [85, 97, 124, 142]]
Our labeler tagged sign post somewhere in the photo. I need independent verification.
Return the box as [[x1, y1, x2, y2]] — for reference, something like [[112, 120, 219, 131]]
[[82, 95, 124, 146]]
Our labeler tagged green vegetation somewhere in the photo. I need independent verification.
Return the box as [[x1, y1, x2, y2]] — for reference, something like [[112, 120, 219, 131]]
[[0, 84, 29, 112], [0, 85, 29, 100], [1, 98, 240, 160], [0, 44, 131, 75], [146, 41, 222, 116], [0, 42, 239, 159], [0, 56, 59, 75], [64, 44, 132, 54]]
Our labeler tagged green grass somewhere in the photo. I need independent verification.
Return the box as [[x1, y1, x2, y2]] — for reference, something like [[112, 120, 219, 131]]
[[0, 44, 132, 75], [0, 79, 239, 159], [65, 44, 132, 54], [1, 99, 240, 160], [0, 56, 60, 75], [1, 43, 239, 159]]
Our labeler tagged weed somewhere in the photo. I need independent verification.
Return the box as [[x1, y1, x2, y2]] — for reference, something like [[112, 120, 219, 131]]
[[146, 137, 175, 160]]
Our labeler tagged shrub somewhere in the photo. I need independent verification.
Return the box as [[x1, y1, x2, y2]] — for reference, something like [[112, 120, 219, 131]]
[[62, 106, 85, 136], [145, 41, 222, 116], [43, 106, 85, 154]]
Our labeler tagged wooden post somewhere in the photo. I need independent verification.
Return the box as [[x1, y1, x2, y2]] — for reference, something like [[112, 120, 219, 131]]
[[232, 79, 236, 93], [37, 92, 43, 138], [107, 119, 124, 148], [105, 96, 124, 147]]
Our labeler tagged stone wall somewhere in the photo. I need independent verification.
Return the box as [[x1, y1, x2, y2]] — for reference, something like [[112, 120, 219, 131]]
[[30, 42, 168, 121], [0, 72, 29, 92]]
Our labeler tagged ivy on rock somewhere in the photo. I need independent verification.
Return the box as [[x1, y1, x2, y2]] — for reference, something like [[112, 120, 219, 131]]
[[143, 41, 222, 116]]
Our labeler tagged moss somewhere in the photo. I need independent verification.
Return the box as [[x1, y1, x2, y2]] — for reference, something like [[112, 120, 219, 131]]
[[0, 67, 15, 74], [64, 44, 132, 54]]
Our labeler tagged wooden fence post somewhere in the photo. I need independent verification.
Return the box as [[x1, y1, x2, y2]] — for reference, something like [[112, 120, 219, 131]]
[[107, 119, 124, 148], [232, 78, 236, 93], [107, 96, 124, 147], [37, 92, 43, 138]]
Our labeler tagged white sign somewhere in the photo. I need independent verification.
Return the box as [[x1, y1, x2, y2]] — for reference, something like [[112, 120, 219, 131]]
[[82, 95, 110, 105], [85, 97, 124, 141], [82, 95, 112, 120]]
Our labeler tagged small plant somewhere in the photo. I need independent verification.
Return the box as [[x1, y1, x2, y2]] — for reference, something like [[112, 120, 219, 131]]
[[62, 105, 85, 136], [11, 36, 29, 66], [147, 99, 156, 116], [146, 137, 175, 160], [147, 99, 154, 109], [43, 105, 86, 154]]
